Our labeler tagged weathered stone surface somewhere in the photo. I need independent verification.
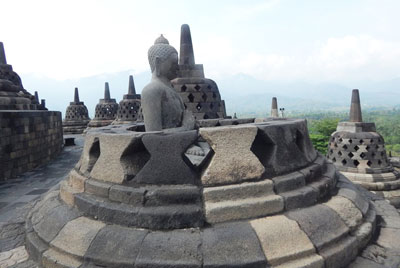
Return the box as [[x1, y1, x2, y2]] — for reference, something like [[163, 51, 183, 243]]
[[250, 215, 317, 266], [59, 180, 78, 206], [85, 179, 112, 198], [338, 188, 369, 216], [143, 185, 201, 206], [33, 202, 81, 243], [42, 248, 81, 268], [25, 232, 48, 264], [273, 255, 324, 268], [50, 217, 105, 257], [68, 169, 87, 191], [202, 222, 267, 267], [272, 171, 306, 193], [376, 227, 400, 251], [319, 236, 359, 268], [85, 225, 148, 267], [134, 131, 198, 185], [109, 185, 145, 205], [348, 257, 386, 268], [200, 125, 264, 186], [90, 134, 147, 184], [134, 229, 202, 267], [286, 205, 349, 250], [205, 195, 283, 223], [78, 134, 100, 174], [324, 196, 363, 230], [280, 186, 318, 210]]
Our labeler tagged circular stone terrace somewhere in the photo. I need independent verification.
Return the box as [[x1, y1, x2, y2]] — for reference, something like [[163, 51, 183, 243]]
[[23, 118, 400, 268]]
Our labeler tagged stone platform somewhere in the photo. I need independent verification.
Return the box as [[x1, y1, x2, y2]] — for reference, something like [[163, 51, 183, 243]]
[[21, 118, 398, 268]]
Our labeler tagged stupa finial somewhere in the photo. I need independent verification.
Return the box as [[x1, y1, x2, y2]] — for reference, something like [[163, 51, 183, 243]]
[[271, 97, 279, 118], [349, 89, 362, 122], [179, 24, 195, 66], [128, 75, 136, 95], [34, 91, 39, 103], [74, 87, 80, 103], [0, 42, 7, 65], [104, 82, 110, 100]]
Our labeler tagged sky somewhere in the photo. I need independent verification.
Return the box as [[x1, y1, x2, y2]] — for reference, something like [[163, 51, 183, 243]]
[[1, 0, 400, 85]]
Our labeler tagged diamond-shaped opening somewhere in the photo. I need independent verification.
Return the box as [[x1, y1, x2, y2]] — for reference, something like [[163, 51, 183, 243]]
[[342, 159, 347, 166], [353, 160, 360, 167], [359, 139, 363, 144], [348, 152, 354, 158], [331, 137, 335, 142], [360, 152, 366, 159], [332, 157, 336, 163], [251, 129, 276, 168], [343, 144, 348, 150], [212, 92, 217, 99], [354, 145, 359, 151], [376, 144, 379, 149], [195, 84, 201, 91], [120, 139, 151, 181], [202, 93, 207, 101], [367, 160, 372, 167], [366, 145, 370, 151], [370, 139, 374, 143], [378, 139, 381, 142], [196, 103, 202, 111], [207, 85, 212, 90], [188, 93, 194, 103], [378, 159, 382, 165], [203, 114, 209, 119], [330, 149, 333, 154], [184, 140, 213, 169], [349, 139, 353, 144], [371, 152, 376, 157], [339, 138, 343, 142], [334, 143, 338, 148], [86, 138, 101, 172], [338, 151, 342, 156], [210, 103, 214, 109], [381, 151, 384, 157], [181, 85, 187, 92]]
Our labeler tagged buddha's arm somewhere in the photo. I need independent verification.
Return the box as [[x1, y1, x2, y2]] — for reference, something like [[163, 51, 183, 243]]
[[142, 86, 163, 131]]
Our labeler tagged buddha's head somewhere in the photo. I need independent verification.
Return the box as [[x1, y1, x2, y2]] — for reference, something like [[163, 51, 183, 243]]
[[148, 35, 179, 80]]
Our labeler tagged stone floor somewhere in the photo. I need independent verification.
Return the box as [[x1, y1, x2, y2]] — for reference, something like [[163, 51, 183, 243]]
[[0, 135, 84, 268], [1, 134, 400, 268]]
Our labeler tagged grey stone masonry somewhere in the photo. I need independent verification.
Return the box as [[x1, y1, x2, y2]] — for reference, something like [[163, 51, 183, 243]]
[[0, 111, 63, 180], [171, 24, 227, 120]]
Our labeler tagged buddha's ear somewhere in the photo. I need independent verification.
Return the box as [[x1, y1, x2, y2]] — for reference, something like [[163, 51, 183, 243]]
[[155, 57, 161, 77]]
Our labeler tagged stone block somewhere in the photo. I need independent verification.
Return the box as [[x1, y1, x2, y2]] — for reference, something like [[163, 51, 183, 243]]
[[109, 185, 145, 205], [34, 202, 82, 243], [280, 186, 318, 210], [203, 179, 275, 203], [272, 171, 306, 193], [348, 257, 386, 268], [25, 232, 48, 264], [60, 181, 78, 206], [250, 215, 317, 266], [134, 131, 198, 185], [42, 248, 82, 268], [205, 195, 284, 223], [337, 188, 369, 216], [143, 185, 201, 206], [319, 235, 359, 268], [134, 229, 202, 268], [85, 225, 148, 267], [323, 196, 363, 230], [50, 217, 105, 257], [68, 169, 87, 192], [200, 125, 264, 186], [202, 222, 267, 267], [286, 204, 349, 251], [273, 255, 324, 268], [376, 227, 400, 251], [85, 179, 112, 198]]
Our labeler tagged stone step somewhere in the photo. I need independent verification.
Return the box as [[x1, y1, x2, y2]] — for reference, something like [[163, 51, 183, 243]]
[[205, 195, 284, 223], [42, 248, 82, 268], [203, 179, 275, 203], [60, 180, 80, 206], [342, 171, 400, 183], [355, 179, 400, 191], [280, 186, 319, 210], [74, 193, 204, 229]]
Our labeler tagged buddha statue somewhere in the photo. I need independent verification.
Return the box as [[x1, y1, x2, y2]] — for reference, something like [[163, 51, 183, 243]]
[[141, 35, 195, 132]]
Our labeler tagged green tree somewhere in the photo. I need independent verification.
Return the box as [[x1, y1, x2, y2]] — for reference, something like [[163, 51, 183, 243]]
[[309, 118, 339, 155]]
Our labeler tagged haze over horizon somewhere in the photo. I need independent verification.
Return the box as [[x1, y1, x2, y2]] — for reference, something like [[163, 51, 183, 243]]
[[1, 0, 400, 115]]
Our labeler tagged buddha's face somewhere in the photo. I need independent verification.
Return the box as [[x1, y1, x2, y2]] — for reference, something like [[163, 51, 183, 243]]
[[159, 52, 179, 80]]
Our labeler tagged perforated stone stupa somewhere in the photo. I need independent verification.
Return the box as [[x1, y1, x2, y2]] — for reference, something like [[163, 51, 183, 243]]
[[88, 82, 119, 128], [24, 30, 383, 268], [171, 24, 227, 120], [62, 87, 90, 134], [327, 89, 400, 207], [114, 75, 141, 123]]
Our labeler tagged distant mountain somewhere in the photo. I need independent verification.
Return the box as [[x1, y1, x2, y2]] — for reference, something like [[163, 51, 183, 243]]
[[19, 71, 400, 118]]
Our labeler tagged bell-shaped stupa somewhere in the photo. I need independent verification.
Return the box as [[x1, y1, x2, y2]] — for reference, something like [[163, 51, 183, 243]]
[[171, 24, 227, 120], [327, 89, 400, 207], [114, 75, 142, 123], [62, 87, 90, 134], [88, 82, 119, 127]]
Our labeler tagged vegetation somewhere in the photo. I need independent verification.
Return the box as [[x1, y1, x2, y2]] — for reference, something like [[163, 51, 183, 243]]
[[287, 109, 400, 156]]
